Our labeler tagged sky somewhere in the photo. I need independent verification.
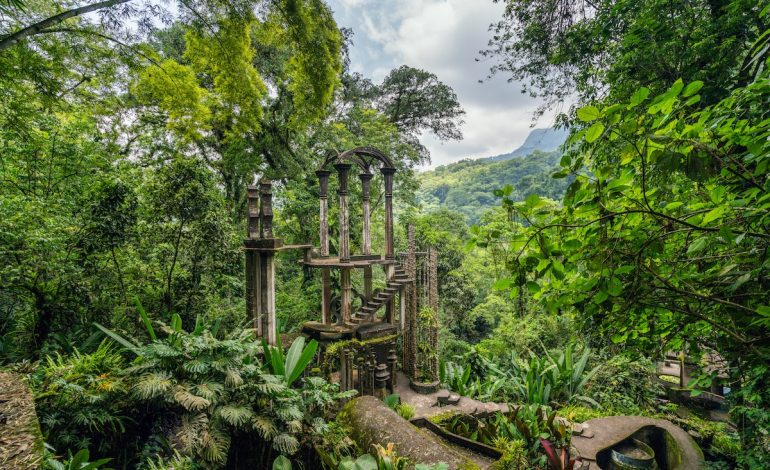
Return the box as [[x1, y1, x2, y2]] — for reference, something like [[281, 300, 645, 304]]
[[326, 0, 561, 168]]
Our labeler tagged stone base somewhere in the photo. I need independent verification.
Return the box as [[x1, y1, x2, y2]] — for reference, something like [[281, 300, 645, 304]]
[[409, 379, 441, 394]]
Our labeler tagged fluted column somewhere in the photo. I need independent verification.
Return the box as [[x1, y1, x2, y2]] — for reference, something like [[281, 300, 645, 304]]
[[381, 168, 396, 260], [316, 170, 332, 324], [335, 163, 352, 261], [316, 170, 331, 257], [359, 172, 373, 255]]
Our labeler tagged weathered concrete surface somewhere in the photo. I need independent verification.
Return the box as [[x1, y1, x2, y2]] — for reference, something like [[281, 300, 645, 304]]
[[394, 372, 509, 420], [339, 395, 489, 469], [572, 416, 704, 469], [0, 371, 44, 469]]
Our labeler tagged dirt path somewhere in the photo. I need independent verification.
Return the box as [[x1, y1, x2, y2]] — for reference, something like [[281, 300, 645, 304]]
[[0, 371, 44, 469]]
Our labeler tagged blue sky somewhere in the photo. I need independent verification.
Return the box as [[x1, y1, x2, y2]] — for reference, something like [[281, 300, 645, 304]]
[[326, 0, 562, 168]]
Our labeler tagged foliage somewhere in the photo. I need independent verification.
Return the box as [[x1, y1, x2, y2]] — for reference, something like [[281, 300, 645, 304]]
[[442, 405, 572, 469], [483, 0, 769, 117], [395, 403, 415, 421], [262, 335, 319, 387], [417, 151, 570, 224], [45, 448, 113, 470], [33, 341, 127, 453], [583, 353, 662, 414]]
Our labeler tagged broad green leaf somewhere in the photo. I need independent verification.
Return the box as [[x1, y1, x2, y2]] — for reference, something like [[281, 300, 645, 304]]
[[607, 277, 623, 297], [702, 207, 725, 225], [577, 105, 601, 122], [682, 80, 704, 97], [629, 87, 651, 107], [273, 455, 292, 470], [585, 122, 605, 143]]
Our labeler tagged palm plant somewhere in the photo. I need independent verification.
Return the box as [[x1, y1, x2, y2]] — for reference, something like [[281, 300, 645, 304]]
[[94, 303, 322, 466], [543, 344, 600, 406]]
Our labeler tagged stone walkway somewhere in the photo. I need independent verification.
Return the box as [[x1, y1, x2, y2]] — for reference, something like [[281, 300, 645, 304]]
[[393, 372, 509, 419]]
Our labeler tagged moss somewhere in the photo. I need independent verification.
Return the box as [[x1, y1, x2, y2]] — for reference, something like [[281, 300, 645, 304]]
[[557, 405, 613, 423], [428, 410, 460, 425], [323, 334, 400, 374]]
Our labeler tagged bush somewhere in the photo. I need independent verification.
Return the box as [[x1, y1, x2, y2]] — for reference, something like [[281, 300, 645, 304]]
[[478, 313, 573, 358], [584, 353, 662, 414]]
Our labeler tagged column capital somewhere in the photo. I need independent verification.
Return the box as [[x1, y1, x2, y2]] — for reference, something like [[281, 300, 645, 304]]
[[358, 172, 374, 181], [380, 167, 397, 175]]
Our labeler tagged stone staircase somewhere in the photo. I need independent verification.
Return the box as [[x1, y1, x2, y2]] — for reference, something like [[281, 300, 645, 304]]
[[351, 265, 411, 324]]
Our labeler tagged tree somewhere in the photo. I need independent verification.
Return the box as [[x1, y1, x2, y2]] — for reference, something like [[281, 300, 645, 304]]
[[483, 0, 769, 117]]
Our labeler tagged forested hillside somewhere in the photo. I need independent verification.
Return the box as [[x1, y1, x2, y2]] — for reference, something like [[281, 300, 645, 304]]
[[417, 149, 571, 224]]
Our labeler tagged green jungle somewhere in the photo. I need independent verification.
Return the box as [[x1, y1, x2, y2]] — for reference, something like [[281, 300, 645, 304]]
[[1, 0, 769, 469]]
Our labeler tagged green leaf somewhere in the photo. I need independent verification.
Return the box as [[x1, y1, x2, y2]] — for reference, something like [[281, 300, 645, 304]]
[[758, 306, 770, 317], [629, 87, 651, 107], [135, 298, 156, 341], [702, 207, 725, 225], [687, 237, 708, 255], [585, 122, 605, 143], [682, 81, 704, 97], [607, 277, 623, 297], [273, 455, 292, 470], [577, 105, 601, 122]]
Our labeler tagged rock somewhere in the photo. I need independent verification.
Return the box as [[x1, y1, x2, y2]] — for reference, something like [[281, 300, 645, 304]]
[[338, 395, 477, 469]]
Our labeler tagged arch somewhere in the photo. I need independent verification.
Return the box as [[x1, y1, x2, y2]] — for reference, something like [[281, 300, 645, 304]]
[[320, 146, 396, 173]]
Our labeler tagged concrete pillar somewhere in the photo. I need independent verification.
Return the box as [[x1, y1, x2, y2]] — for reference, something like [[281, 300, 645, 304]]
[[259, 252, 276, 345], [363, 266, 373, 298], [246, 186, 260, 330], [340, 267, 352, 324], [316, 170, 331, 257], [259, 180, 273, 238], [335, 163, 352, 261], [381, 168, 396, 260], [359, 172, 373, 255], [317, 170, 332, 324]]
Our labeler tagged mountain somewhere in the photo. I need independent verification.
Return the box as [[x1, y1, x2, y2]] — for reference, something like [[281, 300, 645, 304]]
[[416, 128, 572, 225], [479, 128, 569, 163]]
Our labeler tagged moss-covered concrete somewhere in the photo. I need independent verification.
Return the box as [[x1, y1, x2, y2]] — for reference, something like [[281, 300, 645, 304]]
[[338, 395, 488, 469], [0, 371, 44, 469]]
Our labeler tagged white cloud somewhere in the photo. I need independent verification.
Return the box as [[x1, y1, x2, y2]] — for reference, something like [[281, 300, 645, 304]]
[[327, 0, 559, 168]]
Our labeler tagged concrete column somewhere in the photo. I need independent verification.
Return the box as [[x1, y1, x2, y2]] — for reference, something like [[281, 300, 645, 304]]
[[321, 268, 332, 324], [259, 252, 276, 345], [363, 266, 373, 299], [317, 170, 333, 325], [259, 180, 273, 238], [247, 185, 259, 239], [359, 172, 373, 255], [335, 163, 352, 261], [316, 170, 331, 257], [340, 267, 352, 324], [385, 264, 395, 323], [381, 168, 396, 260], [245, 186, 260, 330]]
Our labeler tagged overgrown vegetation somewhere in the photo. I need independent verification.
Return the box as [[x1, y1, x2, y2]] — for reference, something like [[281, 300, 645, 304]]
[[1, 0, 768, 467]]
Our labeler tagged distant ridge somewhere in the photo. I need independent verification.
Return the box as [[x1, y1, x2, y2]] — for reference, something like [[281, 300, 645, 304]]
[[479, 128, 569, 163]]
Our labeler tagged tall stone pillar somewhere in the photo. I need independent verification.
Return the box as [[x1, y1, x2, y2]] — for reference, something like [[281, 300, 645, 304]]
[[258, 180, 277, 345], [336, 163, 352, 261], [245, 186, 260, 330], [316, 170, 332, 324], [335, 163, 352, 325], [381, 168, 396, 260], [359, 172, 373, 255]]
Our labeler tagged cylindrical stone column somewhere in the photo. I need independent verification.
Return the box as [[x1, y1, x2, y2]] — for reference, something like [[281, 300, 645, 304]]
[[359, 172, 373, 255], [335, 163, 352, 261], [316, 170, 331, 257], [381, 168, 396, 260]]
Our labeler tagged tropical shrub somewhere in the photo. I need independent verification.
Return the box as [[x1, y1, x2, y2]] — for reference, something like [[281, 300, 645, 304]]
[[33, 341, 127, 454], [584, 353, 662, 414]]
